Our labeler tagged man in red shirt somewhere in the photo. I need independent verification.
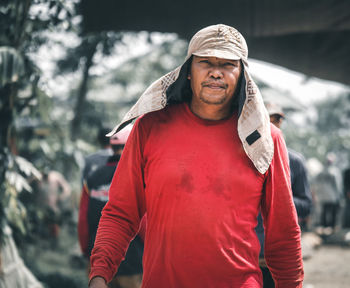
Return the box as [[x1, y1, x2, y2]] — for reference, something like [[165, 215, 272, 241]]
[[89, 24, 304, 288]]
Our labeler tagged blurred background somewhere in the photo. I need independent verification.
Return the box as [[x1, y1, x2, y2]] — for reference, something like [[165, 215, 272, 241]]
[[1, 1, 350, 287]]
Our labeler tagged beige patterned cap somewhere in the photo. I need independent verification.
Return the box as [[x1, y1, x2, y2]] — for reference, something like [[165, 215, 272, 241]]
[[108, 24, 274, 174], [188, 24, 248, 62]]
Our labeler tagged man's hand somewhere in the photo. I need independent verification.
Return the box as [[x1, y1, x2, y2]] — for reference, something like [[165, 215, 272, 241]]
[[89, 276, 107, 288]]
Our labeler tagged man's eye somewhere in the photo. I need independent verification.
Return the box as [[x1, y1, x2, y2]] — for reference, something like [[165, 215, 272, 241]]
[[224, 62, 236, 66], [199, 60, 209, 64]]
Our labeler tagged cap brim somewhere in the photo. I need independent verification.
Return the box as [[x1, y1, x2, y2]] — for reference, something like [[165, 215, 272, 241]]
[[269, 111, 285, 118], [192, 50, 240, 60]]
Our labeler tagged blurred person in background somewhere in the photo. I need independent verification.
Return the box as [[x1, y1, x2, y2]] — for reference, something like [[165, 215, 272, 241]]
[[265, 102, 313, 228], [81, 126, 144, 288], [343, 166, 350, 228], [313, 153, 342, 234], [39, 169, 72, 214], [37, 168, 72, 241], [78, 127, 113, 256], [82, 127, 113, 180], [256, 102, 312, 287]]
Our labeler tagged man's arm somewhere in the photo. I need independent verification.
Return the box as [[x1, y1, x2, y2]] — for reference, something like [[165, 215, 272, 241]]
[[89, 119, 146, 284], [89, 276, 107, 288], [261, 129, 304, 288], [54, 171, 72, 201]]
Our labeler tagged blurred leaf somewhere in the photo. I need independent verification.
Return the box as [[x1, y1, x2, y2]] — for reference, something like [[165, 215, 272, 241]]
[[6, 171, 32, 193], [14, 155, 42, 180], [0, 46, 25, 88]]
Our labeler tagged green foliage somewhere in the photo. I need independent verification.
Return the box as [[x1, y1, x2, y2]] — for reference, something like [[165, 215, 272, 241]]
[[0, 0, 75, 48], [314, 94, 350, 163], [0, 47, 25, 87], [0, 0, 76, 241], [0, 47, 26, 242], [4, 155, 42, 235], [111, 38, 187, 89], [56, 33, 123, 74], [83, 35, 187, 127], [284, 93, 350, 170], [52, 33, 186, 154]]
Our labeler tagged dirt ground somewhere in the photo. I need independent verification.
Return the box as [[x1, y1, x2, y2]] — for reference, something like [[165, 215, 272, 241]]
[[20, 222, 89, 288], [303, 244, 350, 288]]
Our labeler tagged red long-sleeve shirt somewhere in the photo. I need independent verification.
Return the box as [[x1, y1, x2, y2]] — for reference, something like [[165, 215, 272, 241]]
[[90, 103, 303, 287]]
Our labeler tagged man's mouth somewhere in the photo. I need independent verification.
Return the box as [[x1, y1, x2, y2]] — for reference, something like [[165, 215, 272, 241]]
[[202, 82, 227, 89]]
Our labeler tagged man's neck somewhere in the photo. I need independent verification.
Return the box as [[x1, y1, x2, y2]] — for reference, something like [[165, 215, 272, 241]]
[[189, 101, 233, 121]]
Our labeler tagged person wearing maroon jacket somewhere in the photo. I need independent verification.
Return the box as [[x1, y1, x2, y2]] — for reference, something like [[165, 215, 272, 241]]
[[78, 127, 113, 255], [89, 24, 304, 288], [81, 126, 145, 288]]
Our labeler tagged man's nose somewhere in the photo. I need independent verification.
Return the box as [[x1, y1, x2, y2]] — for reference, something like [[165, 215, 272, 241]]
[[208, 67, 223, 79]]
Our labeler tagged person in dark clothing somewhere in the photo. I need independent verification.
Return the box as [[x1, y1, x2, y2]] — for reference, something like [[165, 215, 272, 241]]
[[288, 148, 313, 229], [313, 154, 342, 231], [84, 126, 144, 288], [343, 167, 350, 228], [266, 103, 312, 223], [78, 127, 113, 254], [256, 102, 312, 287], [82, 127, 113, 180]]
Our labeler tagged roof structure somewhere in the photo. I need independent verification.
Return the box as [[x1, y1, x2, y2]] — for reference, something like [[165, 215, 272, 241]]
[[81, 0, 350, 86]]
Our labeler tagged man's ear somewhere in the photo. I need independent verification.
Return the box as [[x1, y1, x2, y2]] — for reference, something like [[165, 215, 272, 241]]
[[187, 74, 191, 80]]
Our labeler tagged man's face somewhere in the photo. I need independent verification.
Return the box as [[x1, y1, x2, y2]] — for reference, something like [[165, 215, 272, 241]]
[[269, 114, 283, 129], [188, 56, 241, 108]]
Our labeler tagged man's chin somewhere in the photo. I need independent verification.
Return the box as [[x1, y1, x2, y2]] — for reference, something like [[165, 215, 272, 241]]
[[199, 95, 226, 105]]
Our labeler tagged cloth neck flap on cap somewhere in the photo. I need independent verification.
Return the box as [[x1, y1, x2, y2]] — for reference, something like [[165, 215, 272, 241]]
[[108, 24, 274, 174]]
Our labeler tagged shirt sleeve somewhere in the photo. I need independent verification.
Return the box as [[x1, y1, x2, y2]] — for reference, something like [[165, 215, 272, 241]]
[[261, 129, 304, 288], [89, 119, 147, 283]]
